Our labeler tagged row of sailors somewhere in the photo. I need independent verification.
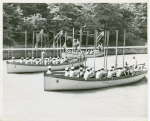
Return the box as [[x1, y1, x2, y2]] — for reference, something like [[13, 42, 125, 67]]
[[67, 50, 100, 54], [12, 57, 68, 65], [63, 64, 144, 80]]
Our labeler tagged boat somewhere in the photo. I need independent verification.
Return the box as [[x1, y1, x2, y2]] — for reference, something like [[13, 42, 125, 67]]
[[62, 52, 104, 58], [44, 70, 147, 91], [7, 59, 85, 73]]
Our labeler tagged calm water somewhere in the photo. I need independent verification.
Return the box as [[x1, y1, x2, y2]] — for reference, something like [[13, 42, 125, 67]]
[[2, 54, 148, 121]]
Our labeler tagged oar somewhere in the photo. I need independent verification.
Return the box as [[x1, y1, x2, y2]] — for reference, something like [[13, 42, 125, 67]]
[[65, 31, 67, 58]]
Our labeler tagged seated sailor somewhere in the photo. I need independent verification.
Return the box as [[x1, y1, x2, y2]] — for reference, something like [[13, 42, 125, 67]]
[[56, 57, 60, 64], [69, 67, 76, 77], [11, 57, 15, 62], [20, 57, 24, 63], [49, 57, 52, 64], [84, 68, 91, 80], [25, 57, 29, 64], [46, 66, 52, 74], [31, 57, 35, 64], [39, 58, 43, 65], [44, 58, 48, 66], [77, 67, 84, 78], [36, 58, 39, 65], [96, 68, 104, 80], [52, 58, 56, 65], [116, 67, 124, 77], [64, 67, 70, 77], [60, 58, 64, 64], [107, 69, 114, 79], [89, 67, 95, 77]]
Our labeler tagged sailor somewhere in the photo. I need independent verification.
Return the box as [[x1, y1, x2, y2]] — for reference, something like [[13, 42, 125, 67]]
[[52, 58, 56, 65], [44, 58, 48, 66], [41, 49, 46, 62], [30, 57, 35, 64], [57, 57, 60, 64], [64, 67, 70, 77], [46, 66, 52, 74], [107, 69, 114, 79], [11, 57, 15, 62], [49, 57, 52, 64], [116, 67, 124, 77], [84, 68, 91, 80], [69, 67, 76, 77], [62, 43, 67, 52], [96, 68, 104, 80], [25, 57, 29, 64], [132, 56, 137, 71], [20, 57, 24, 63], [60, 58, 64, 64], [36, 58, 39, 65], [77, 67, 84, 78], [39, 58, 43, 65], [89, 67, 94, 77]]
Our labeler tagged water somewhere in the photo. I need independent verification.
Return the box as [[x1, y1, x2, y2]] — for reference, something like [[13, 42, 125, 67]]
[[2, 54, 148, 120]]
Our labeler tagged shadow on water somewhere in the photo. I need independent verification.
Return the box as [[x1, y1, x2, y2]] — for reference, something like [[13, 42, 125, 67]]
[[48, 77, 147, 94]]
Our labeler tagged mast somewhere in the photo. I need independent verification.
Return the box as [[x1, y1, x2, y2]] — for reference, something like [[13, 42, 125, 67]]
[[57, 36, 58, 57], [115, 30, 118, 70], [60, 31, 62, 58], [32, 31, 34, 57], [36, 33, 38, 58], [53, 33, 55, 57], [65, 31, 67, 58], [94, 30, 98, 75], [123, 29, 126, 68], [79, 28, 82, 68], [85, 31, 89, 69], [25, 31, 27, 58], [104, 30, 106, 69], [41, 29, 43, 53], [106, 31, 109, 71], [72, 28, 74, 66]]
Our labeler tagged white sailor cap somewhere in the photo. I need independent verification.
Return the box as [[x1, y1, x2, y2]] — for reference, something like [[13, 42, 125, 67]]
[[80, 67, 83, 70], [71, 67, 74, 70], [49, 57, 52, 59], [48, 66, 52, 69], [12, 57, 15, 59], [65, 67, 69, 71]]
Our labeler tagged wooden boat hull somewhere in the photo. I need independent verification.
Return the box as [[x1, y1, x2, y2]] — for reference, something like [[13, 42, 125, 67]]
[[44, 71, 147, 91], [7, 61, 85, 73], [62, 52, 104, 58]]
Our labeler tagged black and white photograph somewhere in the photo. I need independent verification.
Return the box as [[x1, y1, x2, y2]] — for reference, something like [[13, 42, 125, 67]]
[[1, 1, 149, 121]]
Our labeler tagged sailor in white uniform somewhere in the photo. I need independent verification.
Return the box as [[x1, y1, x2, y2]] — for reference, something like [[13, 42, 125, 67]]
[[31, 57, 35, 64], [96, 68, 103, 80], [107, 69, 114, 79], [49, 57, 52, 64], [41, 49, 45, 63], [46, 66, 52, 74], [69, 67, 76, 77], [60, 58, 64, 64], [25, 57, 29, 64], [64, 67, 70, 77], [116, 67, 124, 77], [132, 56, 137, 71], [20, 57, 24, 63], [52, 58, 56, 65], [36, 58, 40, 65], [84, 68, 91, 80], [11, 57, 15, 62], [77, 67, 84, 78]]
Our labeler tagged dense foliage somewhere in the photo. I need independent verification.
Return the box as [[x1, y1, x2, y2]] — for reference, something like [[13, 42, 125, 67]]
[[3, 3, 147, 47]]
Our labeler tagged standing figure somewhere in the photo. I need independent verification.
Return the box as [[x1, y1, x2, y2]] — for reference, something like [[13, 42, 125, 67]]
[[98, 42, 101, 52], [62, 43, 67, 52], [41, 49, 46, 63]]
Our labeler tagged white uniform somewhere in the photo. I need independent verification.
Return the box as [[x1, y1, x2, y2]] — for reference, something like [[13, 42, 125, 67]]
[[77, 71, 84, 78], [52, 60, 56, 65], [65, 71, 70, 77], [96, 71, 103, 79], [20, 59, 23, 63], [107, 71, 113, 78], [25, 60, 29, 64], [116, 69, 123, 77], [60, 59, 64, 64], [36, 61, 39, 65], [84, 71, 90, 80], [69, 70, 76, 77]]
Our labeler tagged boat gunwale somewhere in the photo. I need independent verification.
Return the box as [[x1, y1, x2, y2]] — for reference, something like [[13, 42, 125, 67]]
[[44, 70, 147, 82]]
